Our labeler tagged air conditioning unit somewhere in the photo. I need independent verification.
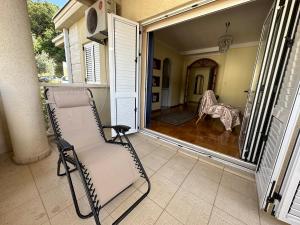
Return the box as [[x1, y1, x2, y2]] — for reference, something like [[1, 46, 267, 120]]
[[85, 0, 116, 41]]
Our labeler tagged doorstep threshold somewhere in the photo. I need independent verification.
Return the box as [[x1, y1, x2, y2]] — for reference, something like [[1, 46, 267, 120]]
[[140, 128, 256, 172]]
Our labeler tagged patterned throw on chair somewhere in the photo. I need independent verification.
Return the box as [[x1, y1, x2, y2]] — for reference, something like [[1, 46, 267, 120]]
[[197, 90, 241, 131]]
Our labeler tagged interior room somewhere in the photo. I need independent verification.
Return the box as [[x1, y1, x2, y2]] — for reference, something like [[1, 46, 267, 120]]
[[146, 0, 273, 159]]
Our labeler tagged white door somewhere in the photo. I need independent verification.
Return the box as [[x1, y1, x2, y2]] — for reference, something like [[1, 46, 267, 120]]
[[108, 14, 140, 135], [255, 2, 300, 212]]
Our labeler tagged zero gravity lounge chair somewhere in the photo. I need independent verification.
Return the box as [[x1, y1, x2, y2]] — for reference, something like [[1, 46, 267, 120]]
[[44, 87, 150, 225]]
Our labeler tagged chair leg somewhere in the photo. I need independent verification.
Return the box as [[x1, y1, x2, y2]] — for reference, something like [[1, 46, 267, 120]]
[[112, 177, 151, 225]]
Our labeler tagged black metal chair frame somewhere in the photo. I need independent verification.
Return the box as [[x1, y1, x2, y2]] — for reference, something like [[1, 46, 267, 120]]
[[44, 88, 151, 225]]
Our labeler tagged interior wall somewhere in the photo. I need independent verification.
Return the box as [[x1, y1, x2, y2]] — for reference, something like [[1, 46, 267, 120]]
[[220, 46, 258, 111], [152, 38, 184, 110], [182, 46, 258, 112]]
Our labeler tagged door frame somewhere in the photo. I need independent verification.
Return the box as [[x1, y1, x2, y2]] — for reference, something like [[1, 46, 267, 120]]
[[139, 0, 263, 170], [140, 0, 254, 129]]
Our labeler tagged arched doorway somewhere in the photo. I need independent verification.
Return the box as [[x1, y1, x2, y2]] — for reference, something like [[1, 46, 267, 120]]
[[161, 58, 171, 107], [184, 58, 218, 104]]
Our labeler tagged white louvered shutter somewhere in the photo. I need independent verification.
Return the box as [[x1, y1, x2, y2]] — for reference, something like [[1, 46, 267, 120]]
[[108, 14, 140, 135], [255, 7, 300, 213], [272, 22, 300, 225], [84, 42, 101, 84], [84, 43, 94, 83]]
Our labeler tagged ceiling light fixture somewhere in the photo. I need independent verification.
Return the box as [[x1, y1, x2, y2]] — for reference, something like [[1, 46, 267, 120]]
[[218, 22, 233, 53]]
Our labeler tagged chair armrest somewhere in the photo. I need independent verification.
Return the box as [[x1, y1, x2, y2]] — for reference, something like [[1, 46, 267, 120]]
[[57, 138, 74, 151], [103, 125, 131, 133]]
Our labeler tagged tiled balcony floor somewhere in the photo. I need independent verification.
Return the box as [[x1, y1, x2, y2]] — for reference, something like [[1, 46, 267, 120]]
[[0, 133, 287, 225]]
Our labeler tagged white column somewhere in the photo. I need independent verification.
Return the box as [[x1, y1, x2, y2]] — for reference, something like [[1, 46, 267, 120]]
[[63, 28, 73, 83], [0, 0, 50, 163]]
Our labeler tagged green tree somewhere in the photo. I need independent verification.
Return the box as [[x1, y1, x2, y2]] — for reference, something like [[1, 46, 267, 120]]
[[35, 51, 56, 76], [27, 0, 65, 77]]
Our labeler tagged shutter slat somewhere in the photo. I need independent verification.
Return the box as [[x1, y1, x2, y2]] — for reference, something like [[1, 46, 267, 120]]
[[84, 42, 101, 84]]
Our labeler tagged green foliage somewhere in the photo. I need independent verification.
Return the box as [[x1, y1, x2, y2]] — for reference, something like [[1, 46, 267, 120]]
[[35, 51, 56, 76], [27, 0, 65, 77]]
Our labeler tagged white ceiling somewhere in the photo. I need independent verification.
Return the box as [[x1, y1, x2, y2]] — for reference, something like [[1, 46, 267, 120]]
[[154, 0, 273, 52]]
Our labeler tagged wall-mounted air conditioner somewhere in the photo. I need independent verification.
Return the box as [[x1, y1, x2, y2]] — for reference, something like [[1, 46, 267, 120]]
[[85, 0, 116, 41]]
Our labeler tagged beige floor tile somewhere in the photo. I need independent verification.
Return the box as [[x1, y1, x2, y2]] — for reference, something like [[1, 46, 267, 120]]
[[128, 135, 145, 146], [146, 136, 168, 146], [0, 165, 33, 196], [220, 171, 257, 200], [158, 140, 180, 152], [32, 166, 68, 194], [208, 207, 246, 225], [168, 153, 197, 171], [142, 135, 164, 144], [134, 142, 158, 158], [0, 160, 28, 181], [181, 173, 219, 205], [133, 166, 155, 188], [141, 151, 169, 171], [154, 146, 177, 160], [41, 173, 85, 218], [0, 197, 48, 225], [50, 196, 109, 225], [166, 188, 213, 225], [156, 155, 195, 186], [103, 185, 137, 214], [30, 150, 59, 176], [224, 166, 255, 182], [191, 161, 223, 183], [0, 172, 39, 215], [178, 147, 199, 159], [140, 174, 179, 208], [215, 186, 260, 225], [41, 221, 51, 225], [102, 215, 115, 225], [198, 155, 225, 170], [260, 211, 289, 225], [180, 161, 222, 204], [111, 191, 163, 225], [155, 211, 183, 225]]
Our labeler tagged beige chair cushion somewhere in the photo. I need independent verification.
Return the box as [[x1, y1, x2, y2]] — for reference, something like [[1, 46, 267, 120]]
[[51, 87, 91, 108], [77, 143, 140, 205], [55, 106, 105, 151]]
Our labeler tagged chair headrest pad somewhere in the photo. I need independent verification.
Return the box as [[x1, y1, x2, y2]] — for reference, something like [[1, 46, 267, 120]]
[[47, 87, 91, 108]]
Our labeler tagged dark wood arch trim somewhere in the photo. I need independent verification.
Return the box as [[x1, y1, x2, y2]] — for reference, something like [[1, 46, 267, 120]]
[[184, 58, 218, 103]]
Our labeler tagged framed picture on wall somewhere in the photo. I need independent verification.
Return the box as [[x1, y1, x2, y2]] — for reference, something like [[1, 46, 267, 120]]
[[152, 76, 160, 87], [153, 58, 161, 70], [152, 92, 159, 103]]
